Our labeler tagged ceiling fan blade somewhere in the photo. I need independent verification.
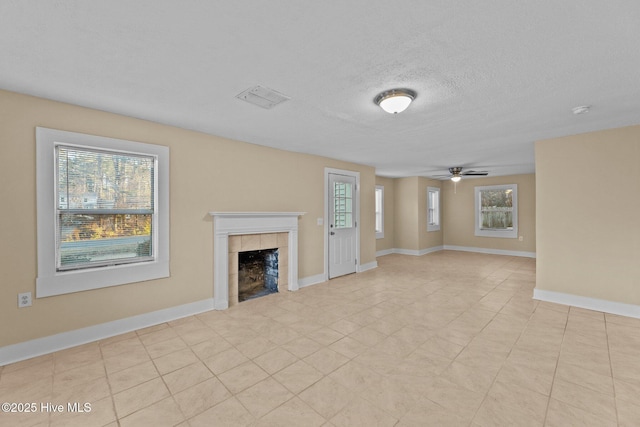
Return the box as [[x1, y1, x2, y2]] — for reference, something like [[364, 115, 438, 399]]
[[461, 170, 488, 176]]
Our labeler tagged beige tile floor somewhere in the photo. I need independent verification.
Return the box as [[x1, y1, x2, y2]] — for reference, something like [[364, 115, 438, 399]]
[[2, 251, 640, 426]]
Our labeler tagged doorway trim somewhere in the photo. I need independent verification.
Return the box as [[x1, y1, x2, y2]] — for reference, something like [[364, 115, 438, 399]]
[[324, 167, 361, 281]]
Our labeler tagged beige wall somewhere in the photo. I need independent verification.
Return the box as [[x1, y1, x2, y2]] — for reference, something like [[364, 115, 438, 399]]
[[393, 177, 420, 251], [442, 174, 536, 253], [387, 176, 443, 252], [536, 125, 640, 305], [0, 89, 376, 347], [375, 176, 395, 252]]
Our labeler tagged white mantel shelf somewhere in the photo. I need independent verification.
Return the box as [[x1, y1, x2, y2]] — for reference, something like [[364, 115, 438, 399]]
[[209, 212, 305, 310]]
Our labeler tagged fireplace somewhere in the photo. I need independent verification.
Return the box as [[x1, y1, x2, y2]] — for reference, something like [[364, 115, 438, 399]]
[[238, 248, 278, 302], [227, 233, 288, 306], [209, 212, 305, 310]]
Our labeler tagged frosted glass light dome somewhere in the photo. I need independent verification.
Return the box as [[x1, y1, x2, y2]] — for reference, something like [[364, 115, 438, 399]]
[[375, 89, 416, 114]]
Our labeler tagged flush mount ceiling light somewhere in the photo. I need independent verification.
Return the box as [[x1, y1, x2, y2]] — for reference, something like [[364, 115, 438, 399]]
[[374, 89, 416, 114]]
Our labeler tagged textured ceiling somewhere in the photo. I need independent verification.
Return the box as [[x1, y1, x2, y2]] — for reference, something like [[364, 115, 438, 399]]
[[2, 1, 639, 178]]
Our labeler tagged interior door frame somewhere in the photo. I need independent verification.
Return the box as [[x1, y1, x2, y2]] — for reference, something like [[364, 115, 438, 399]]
[[324, 167, 360, 281]]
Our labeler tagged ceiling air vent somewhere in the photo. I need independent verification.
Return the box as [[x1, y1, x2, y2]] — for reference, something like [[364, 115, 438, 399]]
[[235, 85, 290, 109]]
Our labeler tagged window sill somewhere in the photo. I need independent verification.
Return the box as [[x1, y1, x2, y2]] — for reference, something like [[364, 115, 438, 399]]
[[37, 260, 170, 297], [475, 229, 518, 239]]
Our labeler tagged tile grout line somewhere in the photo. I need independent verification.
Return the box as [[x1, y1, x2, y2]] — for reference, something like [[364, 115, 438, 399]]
[[604, 314, 620, 427], [540, 307, 571, 426], [98, 339, 120, 427]]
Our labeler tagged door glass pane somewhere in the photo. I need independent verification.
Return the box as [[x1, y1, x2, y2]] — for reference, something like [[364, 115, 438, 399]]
[[334, 181, 353, 229]]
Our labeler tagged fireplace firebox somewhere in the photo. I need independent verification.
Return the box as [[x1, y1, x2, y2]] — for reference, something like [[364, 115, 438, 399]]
[[238, 249, 279, 302]]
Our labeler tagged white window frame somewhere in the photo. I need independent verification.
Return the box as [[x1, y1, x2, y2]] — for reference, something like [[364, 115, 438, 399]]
[[474, 184, 518, 238], [36, 127, 170, 297], [375, 185, 384, 239], [427, 186, 440, 232]]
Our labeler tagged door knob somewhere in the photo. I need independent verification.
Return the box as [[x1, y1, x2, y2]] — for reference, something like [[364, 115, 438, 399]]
[[330, 231, 335, 235]]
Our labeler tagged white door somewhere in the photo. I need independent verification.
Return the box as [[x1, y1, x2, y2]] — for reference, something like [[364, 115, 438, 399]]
[[329, 173, 357, 279]]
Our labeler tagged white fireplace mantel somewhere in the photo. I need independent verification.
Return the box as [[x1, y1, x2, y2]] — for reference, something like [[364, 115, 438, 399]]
[[209, 212, 305, 310]]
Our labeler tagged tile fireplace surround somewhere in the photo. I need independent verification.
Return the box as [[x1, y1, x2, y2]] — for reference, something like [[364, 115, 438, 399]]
[[209, 212, 305, 310]]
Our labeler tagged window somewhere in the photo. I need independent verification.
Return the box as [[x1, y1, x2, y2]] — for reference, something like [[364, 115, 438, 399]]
[[36, 127, 169, 297], [375, 185, 384, 239], [474, 184, 518, 238], [427, 187, 440, 232], [56, 146, 154, 270]]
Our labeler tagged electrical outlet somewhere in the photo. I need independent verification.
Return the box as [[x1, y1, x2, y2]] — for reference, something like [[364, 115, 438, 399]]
[[18, 292, 32, 308]]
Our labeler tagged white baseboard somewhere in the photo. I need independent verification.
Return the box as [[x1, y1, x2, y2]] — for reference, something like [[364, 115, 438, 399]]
[[390, 248, 422, 256], [298, 273, 327, 289], [376, 248, 394, 257], [377, 246, 535, 259], [378, 246, 444, 257], [533, 289, 640, 319], [444, 245, 536, 258], [0, 299, 215, 367], [358, 260, 378, 273], [417, 246, 444, 256]]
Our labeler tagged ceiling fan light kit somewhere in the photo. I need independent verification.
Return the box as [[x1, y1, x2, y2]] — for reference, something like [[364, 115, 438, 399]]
[[431, 167, 490, 182], [449, 166, 463, 182], [374, 88, 416, 114]]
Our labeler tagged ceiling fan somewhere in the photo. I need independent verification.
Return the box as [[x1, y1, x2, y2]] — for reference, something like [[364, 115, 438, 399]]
[[433, 167, 489, 182]]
